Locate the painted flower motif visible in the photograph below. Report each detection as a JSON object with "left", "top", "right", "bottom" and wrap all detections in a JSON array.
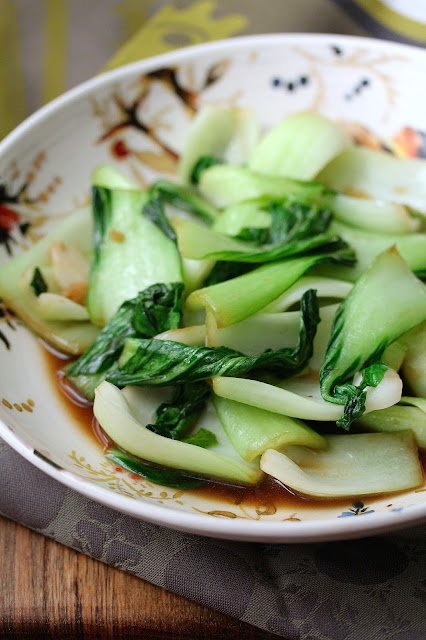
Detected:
[
  {"left": 338, "top": 501, "right": 375, "bottom": 517},
  {"left": 0, "top": 181, "right": 26, "bottom": 254}
]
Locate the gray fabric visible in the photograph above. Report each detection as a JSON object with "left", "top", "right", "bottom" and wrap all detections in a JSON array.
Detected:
[{"left": 1, "top": 440, "right": 425, "bottom": 639}]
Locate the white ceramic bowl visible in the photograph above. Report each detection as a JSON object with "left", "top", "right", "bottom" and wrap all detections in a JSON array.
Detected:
[{"left": 0, "top": 34, "right": 425, "bottom": 543}]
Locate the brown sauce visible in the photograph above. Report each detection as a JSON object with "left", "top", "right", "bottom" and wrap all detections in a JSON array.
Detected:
[{"left": 42, "top": 345, "right": 426, "bottom": 511}]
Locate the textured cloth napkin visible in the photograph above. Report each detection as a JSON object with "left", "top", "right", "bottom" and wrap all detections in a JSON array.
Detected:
[
  {"left": 1, "top": 2, "right": 426, "bottom": 638},
  {"left": 1, "top": 442, "right": 425, "bottom": 639}
]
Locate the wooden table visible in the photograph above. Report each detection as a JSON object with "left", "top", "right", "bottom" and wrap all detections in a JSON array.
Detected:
[{"left": 0, "top": 515, "right": 280, "bottom": 639}]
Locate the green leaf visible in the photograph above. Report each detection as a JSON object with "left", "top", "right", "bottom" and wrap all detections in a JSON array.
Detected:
[
  {"left": 67, "top": 296, "right": 138, "bottom": 377},
  {"left": 335, "top": 362, "right": 387, "bottom": 431},
  {"left": 237, "top": 200, "right": 332, "bottom": 247},
  {"left": 175, "top": 211, "right": 351, "bottom": 265},
  {"left": 320, "top": 247, "right": 426, "bottom": 429},
  {"left": 190, "top": 155, "right": 222, "bottom": 185},
  {"left": 106, "top": 447, "right": 205, "bottom": 489},
  {"left": 146, "top": 381, "right": 210, "bottom": 440},
  {"left": 142, "top": 196, "right": 177, "bottom": 242},
  {"left": 187, "top": 248, "right": 355, "bottom": 328},
  {"left": 30, "top": 267, "right": 48, "bottom": 296},
  {"left": 66, "top": 282, "right": 185, "bottom": 393},
  {"left": 205, "top": 261, "right": 254, "bottom": 286},
  {"left": 150, "top": 180, "right": 219, "bottom": 224},
  {"left": 132, "top": 282, "right": 184, "bottom": 336},
  {"left": 182, "top": 427, "right": 218, "bottom": 448},
  {"left": 107, "top": 289, "right": 319, "bottom": 387}
]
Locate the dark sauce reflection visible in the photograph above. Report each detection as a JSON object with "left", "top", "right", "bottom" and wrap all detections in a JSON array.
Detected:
[{"left": 42, "top": 344, "right": 425, "bottom": 512}]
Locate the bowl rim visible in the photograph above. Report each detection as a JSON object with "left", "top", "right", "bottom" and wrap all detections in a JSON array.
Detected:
[{"left": 1, "top": 32, "right": 425, "bottom": 543}]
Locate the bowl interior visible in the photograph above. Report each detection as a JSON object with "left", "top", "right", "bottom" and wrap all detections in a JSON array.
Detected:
[{"left": 0, "top": 34, "right": 425, "bottom": 542}]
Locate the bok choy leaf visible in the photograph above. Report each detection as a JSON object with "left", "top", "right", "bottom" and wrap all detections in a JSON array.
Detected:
[
  {"left": 149, "top": 180, "right": 219, "bottom": 225},
  {"left": 94, "top": 381, "right": 261, "bottom": 484},
  {"left": 106, "top": 448, "right": 206, "bottom": 489},
  {"left": 30, "top": 267, "right": 48, "bottom": 296},
  {"left": 320, "top": 247, "right": 426, "bottom": 429},
  {"left": 318, "top": 146, "right": 426, "bottom": 213},
  {"left": 87, "top": 187, "right": 182, "bottom": 326},
  {"left": 178, "top": 105, "right": 260, "bottom": 183},
  {"left": 173, "top": 200, "right": 344, "bottom": 264},
  {"left": 248, "top": 112, "right": 351, "bottom": 180},
  {"left": 260, "top": 431, "right": 423, "bottom": 497},
  {"left": 146, "top": 381, "right": 211, "bottom": 440},
  {"left": 213, "top": 394, "right": 326, "bottom": 461},
  {"left": 186, "top": 248, "right": 355, "bottom": 327},
  {"left": 66, "top": 282, "right": 184, "bottom": 398},
  {"left": 107, "top": 290, "right": 319, "bottom": 387}
]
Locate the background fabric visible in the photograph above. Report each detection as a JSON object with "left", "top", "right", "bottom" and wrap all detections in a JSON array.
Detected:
[
  {"left": 1, "top": 442, "right": 425, "bottom": 640},
  {"left": 1, "top": 2, "right": 426, "bottom": 638}
]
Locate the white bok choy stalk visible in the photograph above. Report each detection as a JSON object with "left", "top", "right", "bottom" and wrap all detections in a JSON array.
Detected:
[
  {"left": 260, "top": 431, "right": 423, "bottom": 498},
  {"left": 199, "top": 165, "right": 421, "bottom": 236},
  {"left": 179, "top": 105, "right": 260, "bottom": 183},
  {"left": 320, "top": 247, "right": 426, "bottom": 429},
  {"left": 212, "top": 367, "right": 402, "bottom": 423},
  {"left": 260, "top": 277, "right": 352, "bottom": 313},
  {"left": 330, "top": 193, "right": 420, "bottom": 234},
  {"left": 205, "top": 304, "right": 338, "bottom": 370},
  {"left": 355, "top": 396, "right": 426, "bottom": 449},
  {"left": 249, "top": 112, "right": 351, "bottom": 180},
  {"left": 401, "top": 321, "right": 426, "bottom": 398},
  {"left": 318, "top": 146, "right": 426, "bottom": 213},
  {"left": 213, "top": 394, "right": 326, "bottom": 462},
  {"left": 186, "top": 249, "right": 353, "bottom": 327},
  {"left": 0, "top": 207, "right": 100, "bottom": 354},
  {"left": 93, "top": 382, "right": 262, "bottom": 485},
  {"left": 320, "top": 220, "right": 426, "bottom": 281}
]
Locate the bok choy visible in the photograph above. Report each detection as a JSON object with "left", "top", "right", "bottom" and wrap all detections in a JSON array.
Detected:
[
  {"left": 320, "top": 247, "right": 426, "bottom": 429},
  {"left": 4, "top": 107, "right": 426, "bottom": 502}
]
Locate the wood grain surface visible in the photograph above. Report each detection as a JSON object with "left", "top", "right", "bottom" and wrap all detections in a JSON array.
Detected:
[{"left": 0, "top": 515, "right": 280, "bottom": 640}]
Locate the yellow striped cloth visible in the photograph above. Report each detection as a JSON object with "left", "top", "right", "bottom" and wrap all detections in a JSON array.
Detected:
[{"left": 1, "top": 0, "right": 425, "bottom": 140}]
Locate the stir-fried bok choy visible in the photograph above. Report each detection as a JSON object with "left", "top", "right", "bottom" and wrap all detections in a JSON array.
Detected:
[{"left": 1, "top": 108, "right": 425, "bottom": 499}]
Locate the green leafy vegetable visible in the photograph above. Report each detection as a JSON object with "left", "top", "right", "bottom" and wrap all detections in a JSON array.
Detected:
[
  {"left": 30, "top": 267, "right": 48, "bottom": 296},
  {"left": 88, "top": 186, "right": 182, "bottom": 326},
  {"left": 201, "top": 200, "right": 337, "bottom": 285},
  {"left": 238, "top": 200, "right": 332, "bottom": 246},
  {"left": 107, "top": 289, "right": 319, "bottom": 387},
  {"left": 142, "top": 195, "right": 177, "bottom": 242},
  {"left": 205, "top": 261, "right": 254, "bottom": 286},
  {"left": 320, "top": 247, "right": 426, "bottom": 429},
  {"left": 66, "top": 283, "right": 185, "bottom": 398},
  {"left": 248, "top": 111, "right": 351, "bottom": 180},
  {"left": 182, "top": 427, "right": 218, "bottom": 448},
  {"left": 150, "top": 179, "right": 219, "bottom": 224},
  {"left": 95, "top": 381, "right": 262, "bottom": 484},
  {"left": 106, "top": 447, "right": 205, "bottom": 489},
  {"left": 190, "top": 155, "right": 222, "bottom": 185},
  {"left": 147, "top": 381, "right": 211, "bottom": 440},
  {"left": 175, "top": 211, "right": 346, "bottom": 265},
  {"left": 318, "top": 146, "right": 426, "bottom": 213},
  {"left": 187, "top": 248, "right": 355, "bottom": 328},
  {"left": 320, "top": 220, "right": 426, "bottom": 281},
  {"left": 213, "top": 394, "right": 326, "bottom": 461},
  {"left": 198, "top": 165, "right": 331, "bottom": 209},
  {"left": 401, "top": 321, "right": 426, "bottom": 397},
  {"left": 132, "top": 282, "right": 184, "bottom": 336},
  {"left": 260, "top": 431, "right": 423, "bottom": 497}
]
